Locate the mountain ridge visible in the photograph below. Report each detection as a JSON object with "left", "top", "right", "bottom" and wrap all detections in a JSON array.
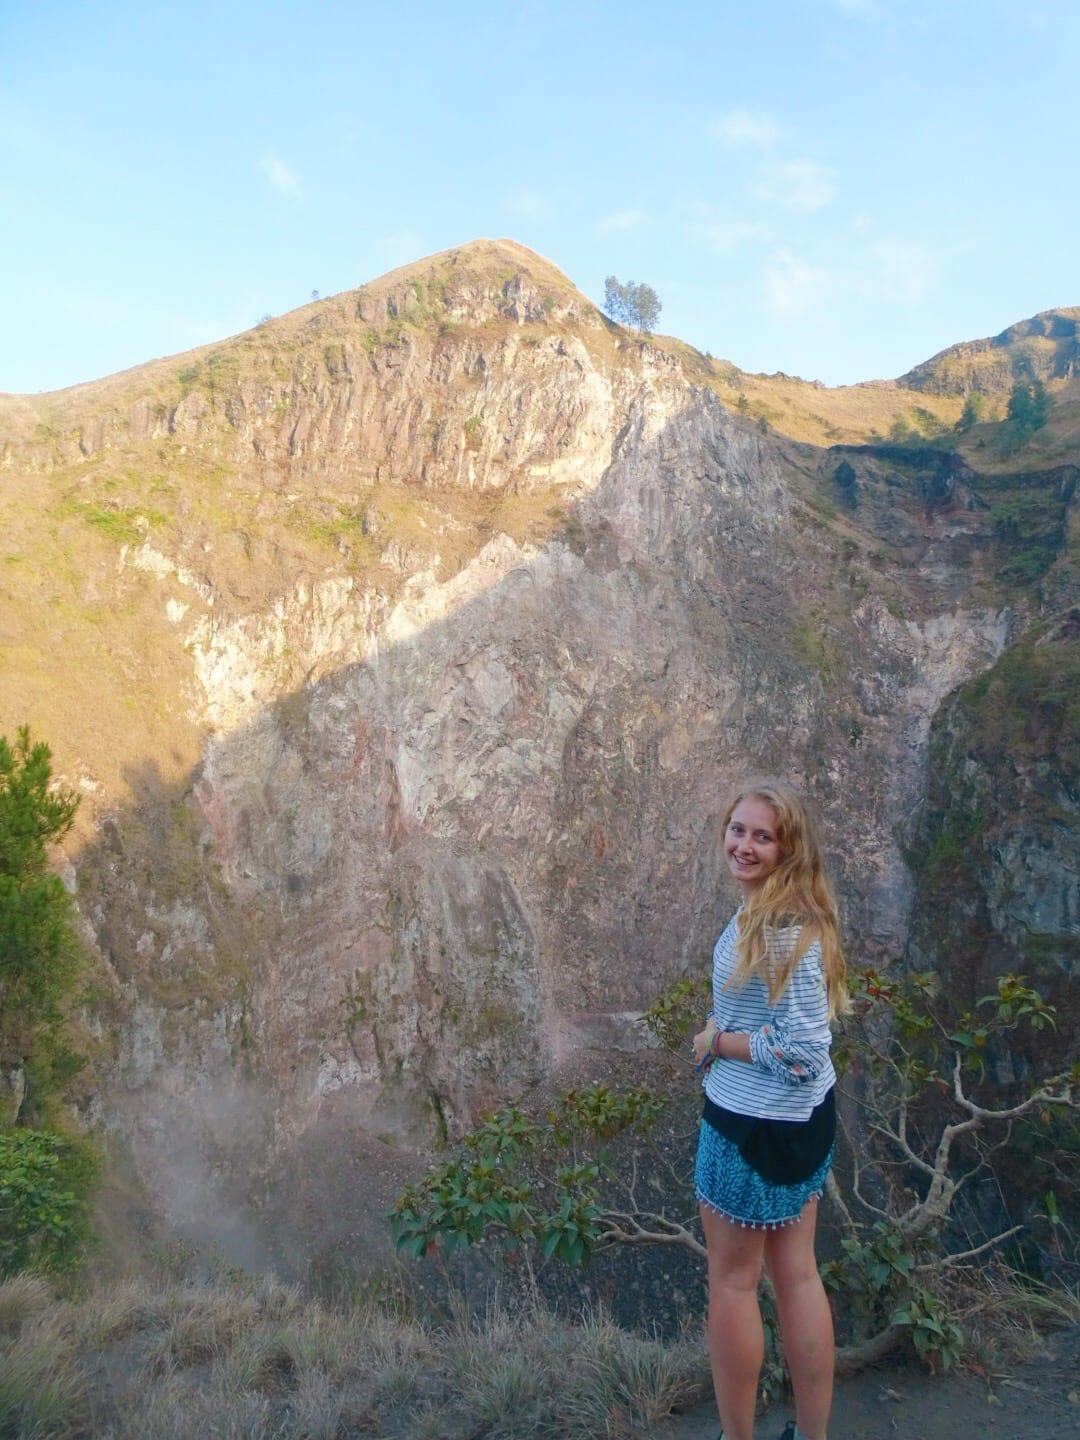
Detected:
[
  {"left": 4, "top": 239, "right": 1077, "bottom": 452},
  {"left": 900, "top": 306, "right": 1080, "bottom": 395}
]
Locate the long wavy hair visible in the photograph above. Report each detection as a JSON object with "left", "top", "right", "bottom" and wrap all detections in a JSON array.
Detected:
[{"left": 722, "top": 780, "right": 849, "bottom": 1019}]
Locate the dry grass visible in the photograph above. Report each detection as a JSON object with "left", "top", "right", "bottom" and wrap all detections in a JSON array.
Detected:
[
  {"left": 436, "top": 1291, "right": 706, "bottom": 1440},
  {"left": 0, "top": 1269, "right": 709, "bottom": 1439},
  {"left": 2, "top": 1247, "right": 1074, "bottom": 1437},
  {"left": 0, "top": 1306, "right": 83, "bottom": 1439},
  {"left": 949, "top": 1260, "right": 1080, "bottom": 1372},
  {"left": 67, "top": 1279, "right": 159, "bottom": 1348},
  {"left": 0, "top": 1274, "right": 52, "bottom": 1333}
]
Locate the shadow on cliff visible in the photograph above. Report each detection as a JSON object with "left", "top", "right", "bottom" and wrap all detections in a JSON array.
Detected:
[{"left": 66, "top": 384, "right": 1041, "bottom": 1281}]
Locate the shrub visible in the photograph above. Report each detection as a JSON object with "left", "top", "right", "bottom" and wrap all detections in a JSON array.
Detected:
[
  {"left": 392, "top": 964, "right": 1079, "bottom": 1377},
  {"left": 0, "top": 1129, "right": 98, "bottom": 1277},
  {"left": 0, "top": 727, "right": 80, "bottom": 1054}
]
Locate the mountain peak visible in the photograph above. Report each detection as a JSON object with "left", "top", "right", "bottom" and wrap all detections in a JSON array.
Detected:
[
  {"left": 338, "top": 237, "right": 598, "bottom": 336},
  {"left": 900, "top": 305, "right": 1080, "bottom": 396}
]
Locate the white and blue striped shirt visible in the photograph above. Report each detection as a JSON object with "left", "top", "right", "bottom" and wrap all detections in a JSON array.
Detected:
[{"left": 702, "top": 911, "right": 835, "bottom": 1121}]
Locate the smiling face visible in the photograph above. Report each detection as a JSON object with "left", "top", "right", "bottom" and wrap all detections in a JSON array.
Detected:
[{"left": 724, "top": 796, "right": 783, "bottom": 897}]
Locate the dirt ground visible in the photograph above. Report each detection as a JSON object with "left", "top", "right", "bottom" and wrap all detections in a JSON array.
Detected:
[{"left": 668, "top": 1322, "right": 1080, "bottom": 1440}]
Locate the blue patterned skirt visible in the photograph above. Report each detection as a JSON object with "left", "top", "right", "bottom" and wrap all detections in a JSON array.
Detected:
[{"left": 695, "top": 1120, "right": 833, "bottom": 1229}]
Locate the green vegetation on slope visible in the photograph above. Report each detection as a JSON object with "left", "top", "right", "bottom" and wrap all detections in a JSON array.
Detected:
[{"left": 0, "top": 728, "right": 98, "bottom": 1278}]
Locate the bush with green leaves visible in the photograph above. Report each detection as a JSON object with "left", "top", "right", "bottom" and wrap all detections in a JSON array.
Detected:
[
  {"left": 0, "top": 726, "right": 97, "bottom": 1277},
  {"left": 0, "top": 1129, "right": 97, "bottom": 1277},
  {"left": 391, "top": 1084, "right": 679, "bottom": 1269},
  {"left": 819, "top": 966, "right": 1074, "bottom": 1369},
  {"left": 0, "top": 726, "right": 81, "bottom": 1086},
  {"left": 392, "top": 962, "right": 1078, "bottom": 1377}
]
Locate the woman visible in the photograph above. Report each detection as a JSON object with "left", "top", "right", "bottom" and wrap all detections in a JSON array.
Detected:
[{"left": 692, "top": 781, "right": 848, "bottom": 1440}]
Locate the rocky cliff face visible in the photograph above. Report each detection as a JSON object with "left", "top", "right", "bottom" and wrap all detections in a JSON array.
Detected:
[
  {"left": 1, "top": 241, "right": 1075, "bottom": 1269},
  {"left": 907, "top": 618, "right": 1079, "bottom": 1028}
]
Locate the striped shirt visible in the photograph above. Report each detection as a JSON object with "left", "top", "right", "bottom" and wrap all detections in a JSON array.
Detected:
[{"left": 702, "top": 910, "right": 835, "bottom": 1121}]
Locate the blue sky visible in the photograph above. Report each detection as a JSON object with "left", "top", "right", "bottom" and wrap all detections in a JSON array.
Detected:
[{"left": 2, "top": 0, "right": 1077, "bottom": 393}]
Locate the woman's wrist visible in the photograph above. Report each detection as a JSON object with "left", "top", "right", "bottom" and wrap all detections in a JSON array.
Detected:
[{"left": 711, "top": 1029, "right": 753, "bottom": 1062}]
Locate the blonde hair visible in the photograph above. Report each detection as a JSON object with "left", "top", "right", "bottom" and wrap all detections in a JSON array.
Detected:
[{"left": 722, "top": 780, "right": 849, "bottom": 1019}]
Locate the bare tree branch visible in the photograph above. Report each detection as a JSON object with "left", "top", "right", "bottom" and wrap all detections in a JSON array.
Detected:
[
  {"left": 824, "top": 1172, "right": 855, "bottom": 1232},
  {"left": 923, "top": 1225, "right": 1025, "bottom": 1271},
  {"left": 835, "top": 1323, "right": 905, "bottom": 1376},
  {"left": 597, "top": 1209, "right": 707, "bottom": 1260}
]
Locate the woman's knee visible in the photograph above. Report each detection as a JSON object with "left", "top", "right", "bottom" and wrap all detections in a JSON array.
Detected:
[
  {"left": 764, "top": 1211, "right": 821, "bottom": 1293},
  {"left": 707, "top": 1245, "right": 765, "bottom": 1292},
  {"left": 767, "top": 1238, "right": 818, "bottom": 1288}
]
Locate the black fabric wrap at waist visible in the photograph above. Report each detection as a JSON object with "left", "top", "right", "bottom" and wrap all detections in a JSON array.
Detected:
[{"left": 701, "top": 1086, "right": 835, "bottom": 1185}]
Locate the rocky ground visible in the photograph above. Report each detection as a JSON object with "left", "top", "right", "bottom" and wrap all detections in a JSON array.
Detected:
[{"left": 671, "top": 1322, "right": 1080, "bottom": 1440}]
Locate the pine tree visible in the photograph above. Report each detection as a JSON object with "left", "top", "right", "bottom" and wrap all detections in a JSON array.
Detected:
[
  {"left": 0, "top": 729, "right": 96, "bottom": 1277},
  {"left": 0, "top": 727, "right": 79, "bottom": 1072},
  {"left": 1006, "top": 378, "right": 1050, "bottom": 441},
  {"left": 955, "top": 393, "right": 984, "bottom": 432}
]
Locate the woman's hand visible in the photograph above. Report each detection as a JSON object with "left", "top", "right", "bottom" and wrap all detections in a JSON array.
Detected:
[{"left": 692, "top": 1018, "right": 718, "bottom": 1067}]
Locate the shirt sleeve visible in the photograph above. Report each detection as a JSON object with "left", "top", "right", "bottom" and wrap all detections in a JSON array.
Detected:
[
  {"left": 746, "top": 934, "right": 832, "bottom": 1086},
  {"left": 748, "top": 1022, "right": 829, "bottom": 1084}
]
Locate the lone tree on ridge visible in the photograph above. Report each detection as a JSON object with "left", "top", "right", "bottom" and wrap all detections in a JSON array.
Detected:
[{"left": 603, "top": 276, "right": 662, "bottom": 334}]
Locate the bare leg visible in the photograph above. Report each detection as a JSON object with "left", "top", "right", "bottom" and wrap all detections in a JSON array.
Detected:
[
  {"left": 765, "top": 1198, "right": 833, "bottom": 1440},
  {"left": 700, "top": 1203, "right": 767, "bottom": 1440}
]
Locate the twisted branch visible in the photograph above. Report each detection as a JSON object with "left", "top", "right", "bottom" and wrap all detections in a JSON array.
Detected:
[{"left": 597, "top": 1209, "right": 707, "bottom": 1260}]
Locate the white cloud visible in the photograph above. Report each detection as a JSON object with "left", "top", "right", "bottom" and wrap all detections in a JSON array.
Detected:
[
  {"left": 709, "top": 107, "right": 782, "bottom": 149},
  {"left": 689, "top": 217, "right": 771, "bottom": 255},
  {"left": 260, "top": 153, "right": 300, "bottom": 199},
  {"left": 759, "top": 234, "right": 934, "bottom": 326},
  {"left": 597, "top": 208, "right": 648, "bottom": 233},
  {"left": 765, "top": 251, "right": 829, "bottom": 317},
  {"left": 752, "top": 160, "right": 837, "bottom": 211},
  {"left": 506, "top": 188, "right": 552, "bottom": 223}
]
